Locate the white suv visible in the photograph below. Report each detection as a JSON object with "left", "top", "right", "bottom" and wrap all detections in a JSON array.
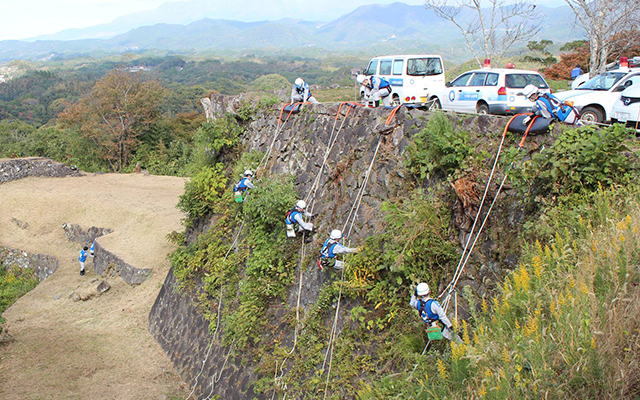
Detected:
[
  {"left": 555, "top": 67, "right": 640, "bottom": 124},
  {"left": 429, "top": 68, "right": 551, "bottom": 115},
  {"left": 611, "top": 85, "right": 640, "bottom": 129}
]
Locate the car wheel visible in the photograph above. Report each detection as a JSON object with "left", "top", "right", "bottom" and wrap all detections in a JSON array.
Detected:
[
  {"left": 428, "top": 97, "right": 441, "bottom": 111},
  {"left": 477, "top": 103, "right": 489, "bottom": 115},
  {"left": 580, "top": 106, "right": 604, "bottom": 124}
]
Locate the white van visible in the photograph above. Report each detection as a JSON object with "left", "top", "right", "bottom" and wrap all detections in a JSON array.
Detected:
[{"left": 358, "top": 54, "right": 445, "bottom": 105}]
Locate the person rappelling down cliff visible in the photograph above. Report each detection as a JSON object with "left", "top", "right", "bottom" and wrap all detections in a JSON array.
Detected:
[{"left": 410, "top": 282, "right": 461, "bottom": 342}]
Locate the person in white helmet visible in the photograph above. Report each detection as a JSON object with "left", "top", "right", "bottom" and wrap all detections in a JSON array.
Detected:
[
  {"left": 410, "top": 282, "right": 458, "bottom": 341},
  {"left": 285, "top": 199, "right": 314, "bottom": 238},
  {"left": 291, "top": 78, "right": 320, "bottom": 104},
  {"left": 318, "top": 229, "right": 361, "bottom": 270},
  {"left": 522, "top": 84, "right": 580, "bottom": 125},
  {"left": 359, "top": 75, "right": 392, "bottom": 108},
  {"left": 233, "top": 169, "right": 254, "bottom": 202}
]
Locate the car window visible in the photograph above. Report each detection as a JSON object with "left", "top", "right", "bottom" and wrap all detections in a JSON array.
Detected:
[
  {"left": 364, "top": 60, "right": 378, "bottom": 75},
  {"left": 469, "top": 72, "right": 487, "bottom": 86},
  {"left": 450, "top": 73, "right": 472, "bottom": 87},
  {"left": 407, "top": 57, "right": 443, "bottom": 76},
  {"left": 579, "top": 72, "right": 627, "bottom": 91},
  {"left": 617, "top": 74, "right": 640, "bottom": 89},
  {"left": 486, "top": 73, "right": 499, "bottom": 86},
  {"left": 505, "top": 74, "right": 549, "bottom": 89},
  {"left": 380, "top": 60, "right": 392, "bottom": 75},
  {"left": 393, "top": 59, "right": 404, "bottom": 75}
]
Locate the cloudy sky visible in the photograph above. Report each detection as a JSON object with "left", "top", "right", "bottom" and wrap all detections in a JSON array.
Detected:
[{"left": 0, "top": 0, "right": 563, "bottom": 42}]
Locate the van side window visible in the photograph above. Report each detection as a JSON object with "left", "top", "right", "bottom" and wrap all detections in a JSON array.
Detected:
[
  {"left": 364, "top": 60, "right": 378, "bottom": 75},
  {"left": 451, "top": 73, "right": 472, "bottom": 87},
  {"left": 408, "top": 58, "right": 443, "bottom": 76},
  {"left": 393, "top": 59, "right": 404, "bottom": 75},
  {"left": 380, "top": 60, "right": 393, "bottom": 75},
  {"left": 485, "top": 73, "right": 499, "bottom": 86},
  {"left": 469, "top": 72, "right": 487, "bottom": 86}
]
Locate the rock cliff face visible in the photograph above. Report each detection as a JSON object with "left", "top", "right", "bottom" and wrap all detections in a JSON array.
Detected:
[
  {"left": 148, "top": 103, "right": 528, "bottom": 398},
  {"left": 0, "top": 246, "right": 59, "bottom": 282}
]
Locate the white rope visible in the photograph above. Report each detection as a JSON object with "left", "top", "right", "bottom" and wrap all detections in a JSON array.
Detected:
[
  {"left": 256, "top": 107, "right": 296, "bottom": 174},
  {"left": 185, "top": 221, "right": 245, "bottom": 400},
  {"left": 322, "top": 132, "right": 385, "bottom": 399},
  {"left": 439, "top": 133, "right": 507, "bottom": 299}
]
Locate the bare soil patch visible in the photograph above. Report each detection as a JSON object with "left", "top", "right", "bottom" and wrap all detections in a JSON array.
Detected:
[{"left": 0, "top": 173, "right": 189, "bottom": 400}]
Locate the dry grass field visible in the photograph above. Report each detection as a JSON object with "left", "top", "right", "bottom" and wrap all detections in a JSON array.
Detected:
[{"left": 0, "top": 172, "right": 190, "bottom": 400}]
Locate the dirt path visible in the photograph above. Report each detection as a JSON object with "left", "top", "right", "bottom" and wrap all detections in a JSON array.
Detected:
[{"left": 0, "top": 173, "right": 190, "bottom": 400}]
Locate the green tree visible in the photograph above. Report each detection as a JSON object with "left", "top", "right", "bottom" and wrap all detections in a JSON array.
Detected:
[{"left": 58, "top": 69, "right": 166, "bottom": 171}]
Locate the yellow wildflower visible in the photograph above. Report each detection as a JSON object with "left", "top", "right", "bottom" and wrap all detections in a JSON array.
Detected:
[
  {"left": 462, "top": 320, "right": 471, "bottom": 345},
  {"left": 579, "top": 282, "right": 589, "bottom": 295},
  {"left": 482, "top": 297, "right": 489, "bottom": 314},
  {"left": 591, "top": 337, "right": 596, "bottom": 349},
  {"left": 502, "top": 348, "right": 510, "bottom": 364},
  {"left": 451, "top": 341, "right": 466, "bottom": 360},
  {"left": 437, "top": 358, "right": 448, "bottom": 380},
  {"left": 478, "top": 383, "right": 487, "bottom": 397},
  {"left": 524, "top": 315, "right": 539, "bottom": 338}
]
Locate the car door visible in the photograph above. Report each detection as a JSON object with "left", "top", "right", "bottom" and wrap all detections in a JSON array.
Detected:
[
  {"left": 443, "top": 72, "right": 473, "bottom": 111},
  {"left": 464, "top": 72, "right": 488, "bottom": 111}
]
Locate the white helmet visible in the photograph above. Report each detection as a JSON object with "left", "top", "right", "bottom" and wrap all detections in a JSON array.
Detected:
[
  {"left": 296, "top": 200, "right": 307, "bottom": 209},
  {"left": 295, "top": 78, "right": 304, "bottom": 87},
  {"left": 522, "top": 84, "right": 539, "bottom": 99},
  {"left": 416, "top": 282, "right": 430, "bottom": 296},
  {"left": 244, "top": 169, "right": 253, "bottom": 177},
  {"left": 356, "top": 75, "right": 366, "bottom": 84},
  {"left": 330, "top": 229, "right": 342, "bottom": 240}
]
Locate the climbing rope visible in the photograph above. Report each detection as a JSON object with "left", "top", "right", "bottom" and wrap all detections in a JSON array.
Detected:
[
  {"left": 184, "top": 221, "right": 246, "bottom": 400},
  {"left": 272, "top": 102, "right": 366, "bottom": 400},
  {"left": 321, "top": 108, "right": 398, "bottom": 399}
]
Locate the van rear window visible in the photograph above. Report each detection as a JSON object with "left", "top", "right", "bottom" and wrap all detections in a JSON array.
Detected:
[
  {"left": 407, "top": 58, "right": 443, "bottom": 76},
  {"left": 505, "top": 74, "right": 549, "bottom": 89}
]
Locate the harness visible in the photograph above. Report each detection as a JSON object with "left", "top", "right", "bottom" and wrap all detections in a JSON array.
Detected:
[
  {"left": 285, "top": 207, "right": 301, "bottom": 225},
  {"left": 417, "top": 298, "right": 439, "bottom": 324},
  {"left": 234, "top": 177, "right": 250, "bottom": 193},
  {"left": 318, "top": 239, "right": 339, "bottom": 269}
]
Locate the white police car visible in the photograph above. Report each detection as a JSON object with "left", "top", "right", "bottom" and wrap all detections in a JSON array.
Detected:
[
  {"left": 611, "top": 84, "right": 640, "bottom": 129},
  {"left": 429, "top": 66, "right": 551, "bottom": 115},
  {"left": 555, "top": 66, "right": 640, "bottom": 124}
]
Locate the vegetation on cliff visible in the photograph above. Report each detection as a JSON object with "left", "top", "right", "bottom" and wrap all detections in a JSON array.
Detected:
[{"left": 166, "top": 100, "right": 639, "bottom": 399}]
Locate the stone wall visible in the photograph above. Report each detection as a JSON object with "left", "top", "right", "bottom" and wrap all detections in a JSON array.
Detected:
[
  {"left": 0, "top": 157, "right": 81, "bottom": 184},
  {"left": 61, "top": 223, "right": 150, "bottom": 286},
  {"left": 92, "top": 242, "right": 152, "bottom": 286},
  {"left": 0, "top": 246, "right": 59, "bottom": 282},
  {"left": 149, "top": 269, "right": 256, "bottom": 399},
  {"left": 149, "top": 103, "right": 517, "bottom": 398}
]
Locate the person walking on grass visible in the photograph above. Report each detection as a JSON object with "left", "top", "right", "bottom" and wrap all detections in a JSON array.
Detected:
[{"left": 79, "top": 246, "right": 92, "bottom": 276}]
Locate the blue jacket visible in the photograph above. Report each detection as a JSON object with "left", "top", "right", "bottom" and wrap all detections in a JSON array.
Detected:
[
  {"left": 90, "top": 240, "right": 95, "bottom": 253},
  {"left": 79, "top": 249, "right": 88, "bottom": 262},
  {"left": 415, "top": 298, "right": 439, "bottom": 323},
  {"left": 234, "top": 177, "right": 251, "bottom": 192},
  {"left": 371, "top": 76, "right": 391, "bottom": 90},
  {"left": 285, "top": 208, "right": 301, "bottom": 226},
  {"left": 320, "top": 238, "right": 339, "bottom": 259}
]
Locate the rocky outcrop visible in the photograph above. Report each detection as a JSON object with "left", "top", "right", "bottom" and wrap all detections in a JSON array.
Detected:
[
  {"left": 0, "top": 157, "right": 81, "bottom": 184},
  {"left": 0, "top": 246, "right": 59, "bottom": 282}
]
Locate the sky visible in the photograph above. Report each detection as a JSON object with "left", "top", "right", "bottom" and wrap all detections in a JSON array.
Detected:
[{"left": 0, "top": 0, "right": 563, "bottom": 42}]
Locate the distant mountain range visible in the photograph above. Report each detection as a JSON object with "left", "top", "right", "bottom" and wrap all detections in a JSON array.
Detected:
[{"left": 0, "top": 2, "right": 584, "bottom": 62}]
